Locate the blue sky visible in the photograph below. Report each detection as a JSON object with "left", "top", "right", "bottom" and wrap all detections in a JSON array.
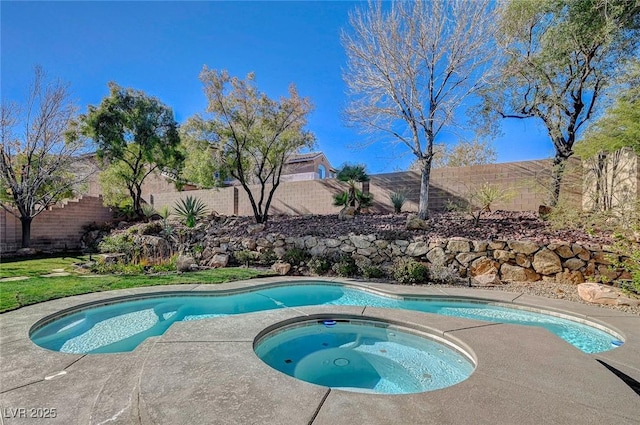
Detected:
[{"left": 1, "top": 1, "right": 556, "bottom": 173}]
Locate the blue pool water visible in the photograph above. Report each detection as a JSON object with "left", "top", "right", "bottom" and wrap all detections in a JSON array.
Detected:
[
  {"left": 30, "top": 283, "right": 621, "bottom": 354},
  {"left": 255, "top": 318, "right": 475, "bottom": 394}
]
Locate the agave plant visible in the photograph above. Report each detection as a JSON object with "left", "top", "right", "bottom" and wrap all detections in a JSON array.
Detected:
[
  {"left": 389, "top": 191, "right": 407, "bottom": 213},
  {"left": 173, "top": 196, "right": 209, "bottom": 228}
]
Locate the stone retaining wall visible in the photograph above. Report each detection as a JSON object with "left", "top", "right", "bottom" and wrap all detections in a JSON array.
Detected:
[{"left": 196, "top": 227, "right": 622, "bottom": 283}]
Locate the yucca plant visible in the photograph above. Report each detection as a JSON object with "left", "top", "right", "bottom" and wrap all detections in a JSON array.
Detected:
[
  {"left": 389, "top": 191, "right": 407, "bottom": 213},
  {"left": 173, "top": 196, "right": 209, "bottom": 228}
]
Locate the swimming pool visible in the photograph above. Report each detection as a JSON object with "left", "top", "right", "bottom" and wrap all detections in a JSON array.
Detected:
[{"left": 30, "top": 282, "right": 623, "bottom": 354}]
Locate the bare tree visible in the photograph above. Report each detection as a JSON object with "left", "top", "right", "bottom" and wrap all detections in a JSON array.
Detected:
[
  {"left": 0, "top": 67, "right": 90, "bottom": 248},
  {"left": 342, "top": 0, "right": 497, "bottom": 219}
]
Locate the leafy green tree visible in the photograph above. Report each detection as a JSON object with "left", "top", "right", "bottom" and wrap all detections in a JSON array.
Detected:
[
  {"left": 179, "top": 116, "right": 226, "bottom": 188},
  {"left": 81, "top": 83, "right": 183, "bottom": 217},
  {"left": 342, "top": 0, "right": 498, "bottom": 219},
  {"left": 577, "top": 61, "right": 640, "bottom": 158},
  {"left": 484, "top": 0, "right": 640, "bottom": 206},
  {"left": 198, "top": 69, "right": 315, "bottom": 223},
  {"left": 333, "top": 164, "right": 373, "bottom": 212},
  {"left": 0, "top": 67, "right": 91, "bottom": 248}
]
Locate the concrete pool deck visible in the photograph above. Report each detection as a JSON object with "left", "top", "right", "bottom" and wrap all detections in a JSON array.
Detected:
[{"left": 1, "top": 276, "right": 639, "bottom": 424}]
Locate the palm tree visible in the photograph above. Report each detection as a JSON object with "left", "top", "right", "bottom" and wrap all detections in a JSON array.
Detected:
[{"left": 333, "top": 164, "right": 373, "bottom": 212}]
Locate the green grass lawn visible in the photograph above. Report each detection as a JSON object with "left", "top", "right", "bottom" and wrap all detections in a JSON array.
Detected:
[{"left": 0, "top": 255, "right": 271, "bottom": 313}]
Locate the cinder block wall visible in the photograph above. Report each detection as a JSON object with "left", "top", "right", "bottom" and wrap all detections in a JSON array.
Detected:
[
  {"left": 149, "top": 159, "right": 585, "bottom": 219},
  {"left": 1, "top": 196, "right": 114, "bottom": 252}
]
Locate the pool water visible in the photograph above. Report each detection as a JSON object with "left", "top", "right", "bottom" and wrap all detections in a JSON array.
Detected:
[
  {"left": 30, "top": 283, "right": 621, "bottom": 354},
  {"left": 254, "top": 318, "right": 474, "bottom": 394}
]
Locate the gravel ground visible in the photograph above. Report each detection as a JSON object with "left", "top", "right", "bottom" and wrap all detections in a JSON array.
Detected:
[{"left": 214, "top": 210, "right": 614, "bottom": 246}]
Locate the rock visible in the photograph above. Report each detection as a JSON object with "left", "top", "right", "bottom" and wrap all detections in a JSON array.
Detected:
[
  {"left": 325, "top": 238, "right": 341, "bottom": 248},
  {"left": 406, "top": 215, "right": 429, "bottom": 230},
  {"left": 515, "top": 253, "right": 531, "bottom": 268},
  {"left": 563, "top": 258, "right": 585, "bottom": 271},
  {"left": 271, "top": 261, "right": 291, "bottom": 276},
  {"left": 472, "top": 241, "right": 489, "bottom": 252},
  {"left": 99, "top": 253, "right": 127, "bottom": 264},
  {"left": 473, "top": 274, "right": 502, "bottom": 286},
  {"left": 508, "top": 240, "right": 540, "bottom": 255},
  {"left": 304, "top": 236, "right": 318, "bottom": 248},
  {"left": 274, "top": 247, "right": 287, "bottom": 259},
  {"left": 426, "top": 247, "right": 447, "bottom": 266},
  {"left": 256, "top": 237, "right": 272, "bottom": 248},
  {"left": 555, "top": 269, "right": 585, "bottom": 285},
  {"left": 598, "top": 264, "right": 620, "bottom": 281},
  {"left": 16, "top": 247, "right": 37, "bottom": 256},
  {"left": 493, "top": 250, "right": 512, "bottom": 262},
  {"left": 532, "top": 249, "right": 562, "bottom": 275},
  {"left": 247, "top": 224, "right": 266, "bottom": 235},
  {"left": 470, "top": 257, "right": 499, "bottom": 276},
  {"left": 340, "top": 244, "right": 356, "bottom": 253},
  {"left": 209, "top": 254, "right": 229, "bottom": 268},
  {"left": 338, "top": 206, "right": 357, "bottom": 220},
  {"left": 538, "top": 205, "right": 552, "bottom": 216},
  {"left": 488, "top": 241, "right": 506, "bottom": 250},
  {"left": 455, "top": 252, "right": 484, "bottom": 266},
  {"left": 349, "top": 235, "right": 371, "bottom": 249},
  {"left": 500, "top": 264, "right": 540, "bottom": 282},
  {"left": 577, "top": 282, "right": 640, "bottom": 306},
  {"left": 309, "top": 244, "right": 326, "bottom": 257},
  {"left": 553, "top": 244, "right": 574, "bottom": 259},
  {"left": 571, "top": 243, "right": 590, "bottom": 260},
  {"left": 406, "top": 241, "right": 429, "bottom": 257},
  {"left": 374, "top": 240, "right": 389, "bottom": 249},
  {"left": 447, "top": 238, "right": 471, "bottom": 253},
  {"left": 241, "top": 238, "right": 257, "bottom": 250},
  {"left": 177, "top": 254, "right": 197, "bottom": 272},
  {"left": 353, "top": 254, "right": 372, "bottom": 270},
  {"left": 592, "top": 251, "right": 612, "bottom": 265},
  {"left": 135, "top": 235, "right": 172, "bottom": 259}
]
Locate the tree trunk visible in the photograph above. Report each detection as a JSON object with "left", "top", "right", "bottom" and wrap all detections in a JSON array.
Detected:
[
  {"left": 20, "top": 216, "right": 33, "bottom": 248},
  {"left": 550, "top": 155, "right": 567, "bottom": 207},
  {"left": 418, "top": 161, "right": 431, "bottom": 219}
]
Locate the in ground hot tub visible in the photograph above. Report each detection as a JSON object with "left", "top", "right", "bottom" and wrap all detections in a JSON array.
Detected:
[{"left": 254, "top": 316, "right": 475, "bottom": 394}]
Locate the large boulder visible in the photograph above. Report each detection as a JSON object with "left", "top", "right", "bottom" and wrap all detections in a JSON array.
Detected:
[
  {"left": 507, "top": 240, "right": 540, "bottom": 255},
  {"left": 271, "top": 261, "right": 291, "bottom": 276},
  {"left": 446, "top": 238, "right": 471, "bottom": 253},
  {"left": 406, "top": 215, "right": 429, "bottom": 230},
  {"left": 472, "top": 274, "right": 501, "bottom": 286},
  {"left": 426, "top": 247, "right": 447, "bottom": 266},
  {"left": 532, "top": 249, "right": 562, "bottom": 275},
  {"left": 406, "top": 241, "right": 429, "bottom": 257},
  {"left": 135, "top": 235, "right": 172, "bottom": 259},
  {"left": 577, "top": 282, "right": 640, "bottom": 306},
  {"left": 500, "top": 264, "right": 540, "bottom": 282},
  {"left": 177, "top": 254, "right": 198, "bottom": 272},
  {"left": 470, "top": 257, "right": 499, "bottom": 276},
  {"left": 209, "top": 254, "right": 229, "bottom": 268}
]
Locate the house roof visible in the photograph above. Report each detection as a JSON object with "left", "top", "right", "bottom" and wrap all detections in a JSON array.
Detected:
[{"left": 286, "top": 152, "right": 324, "bottom": 164}]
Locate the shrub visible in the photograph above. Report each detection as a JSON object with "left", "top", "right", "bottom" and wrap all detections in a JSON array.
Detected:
[
  {"left": 91, "top": 261, "right": 145, "bottom": 275},
  {"left": 308, "top": 256, "right": 332, "bottom": 275},
  {"left": 98, "top": 233, "right": 138, "bottom": 261},
  {"left": 141, "top": 204, "right": 157, "bottom": 221},
  {"left": 234, "top": 250, "right": 258, "bottom": 267},
  {"left": 332, "top": 254, "right": 359, "bottom": 277},
  {"left": 282, "top": 247, "right": 311, "bottom": 266},
  {"left": 389, "top": 191, "right": 407, "bottom": 213},
  {"left": 258, "top": 249, "right": 278, "bottom": 266},
  {"left": 429, "top": 264, "right": 461, "bottom": 284},
  {"left": 174, "top": 196, "right": 209, "bottom": 228},
  {"left": 393, "top": 258, "right": 429, "bottom": 284},
  {"left": 361, "top": 265, "right": 386, "bottom": 279}
]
